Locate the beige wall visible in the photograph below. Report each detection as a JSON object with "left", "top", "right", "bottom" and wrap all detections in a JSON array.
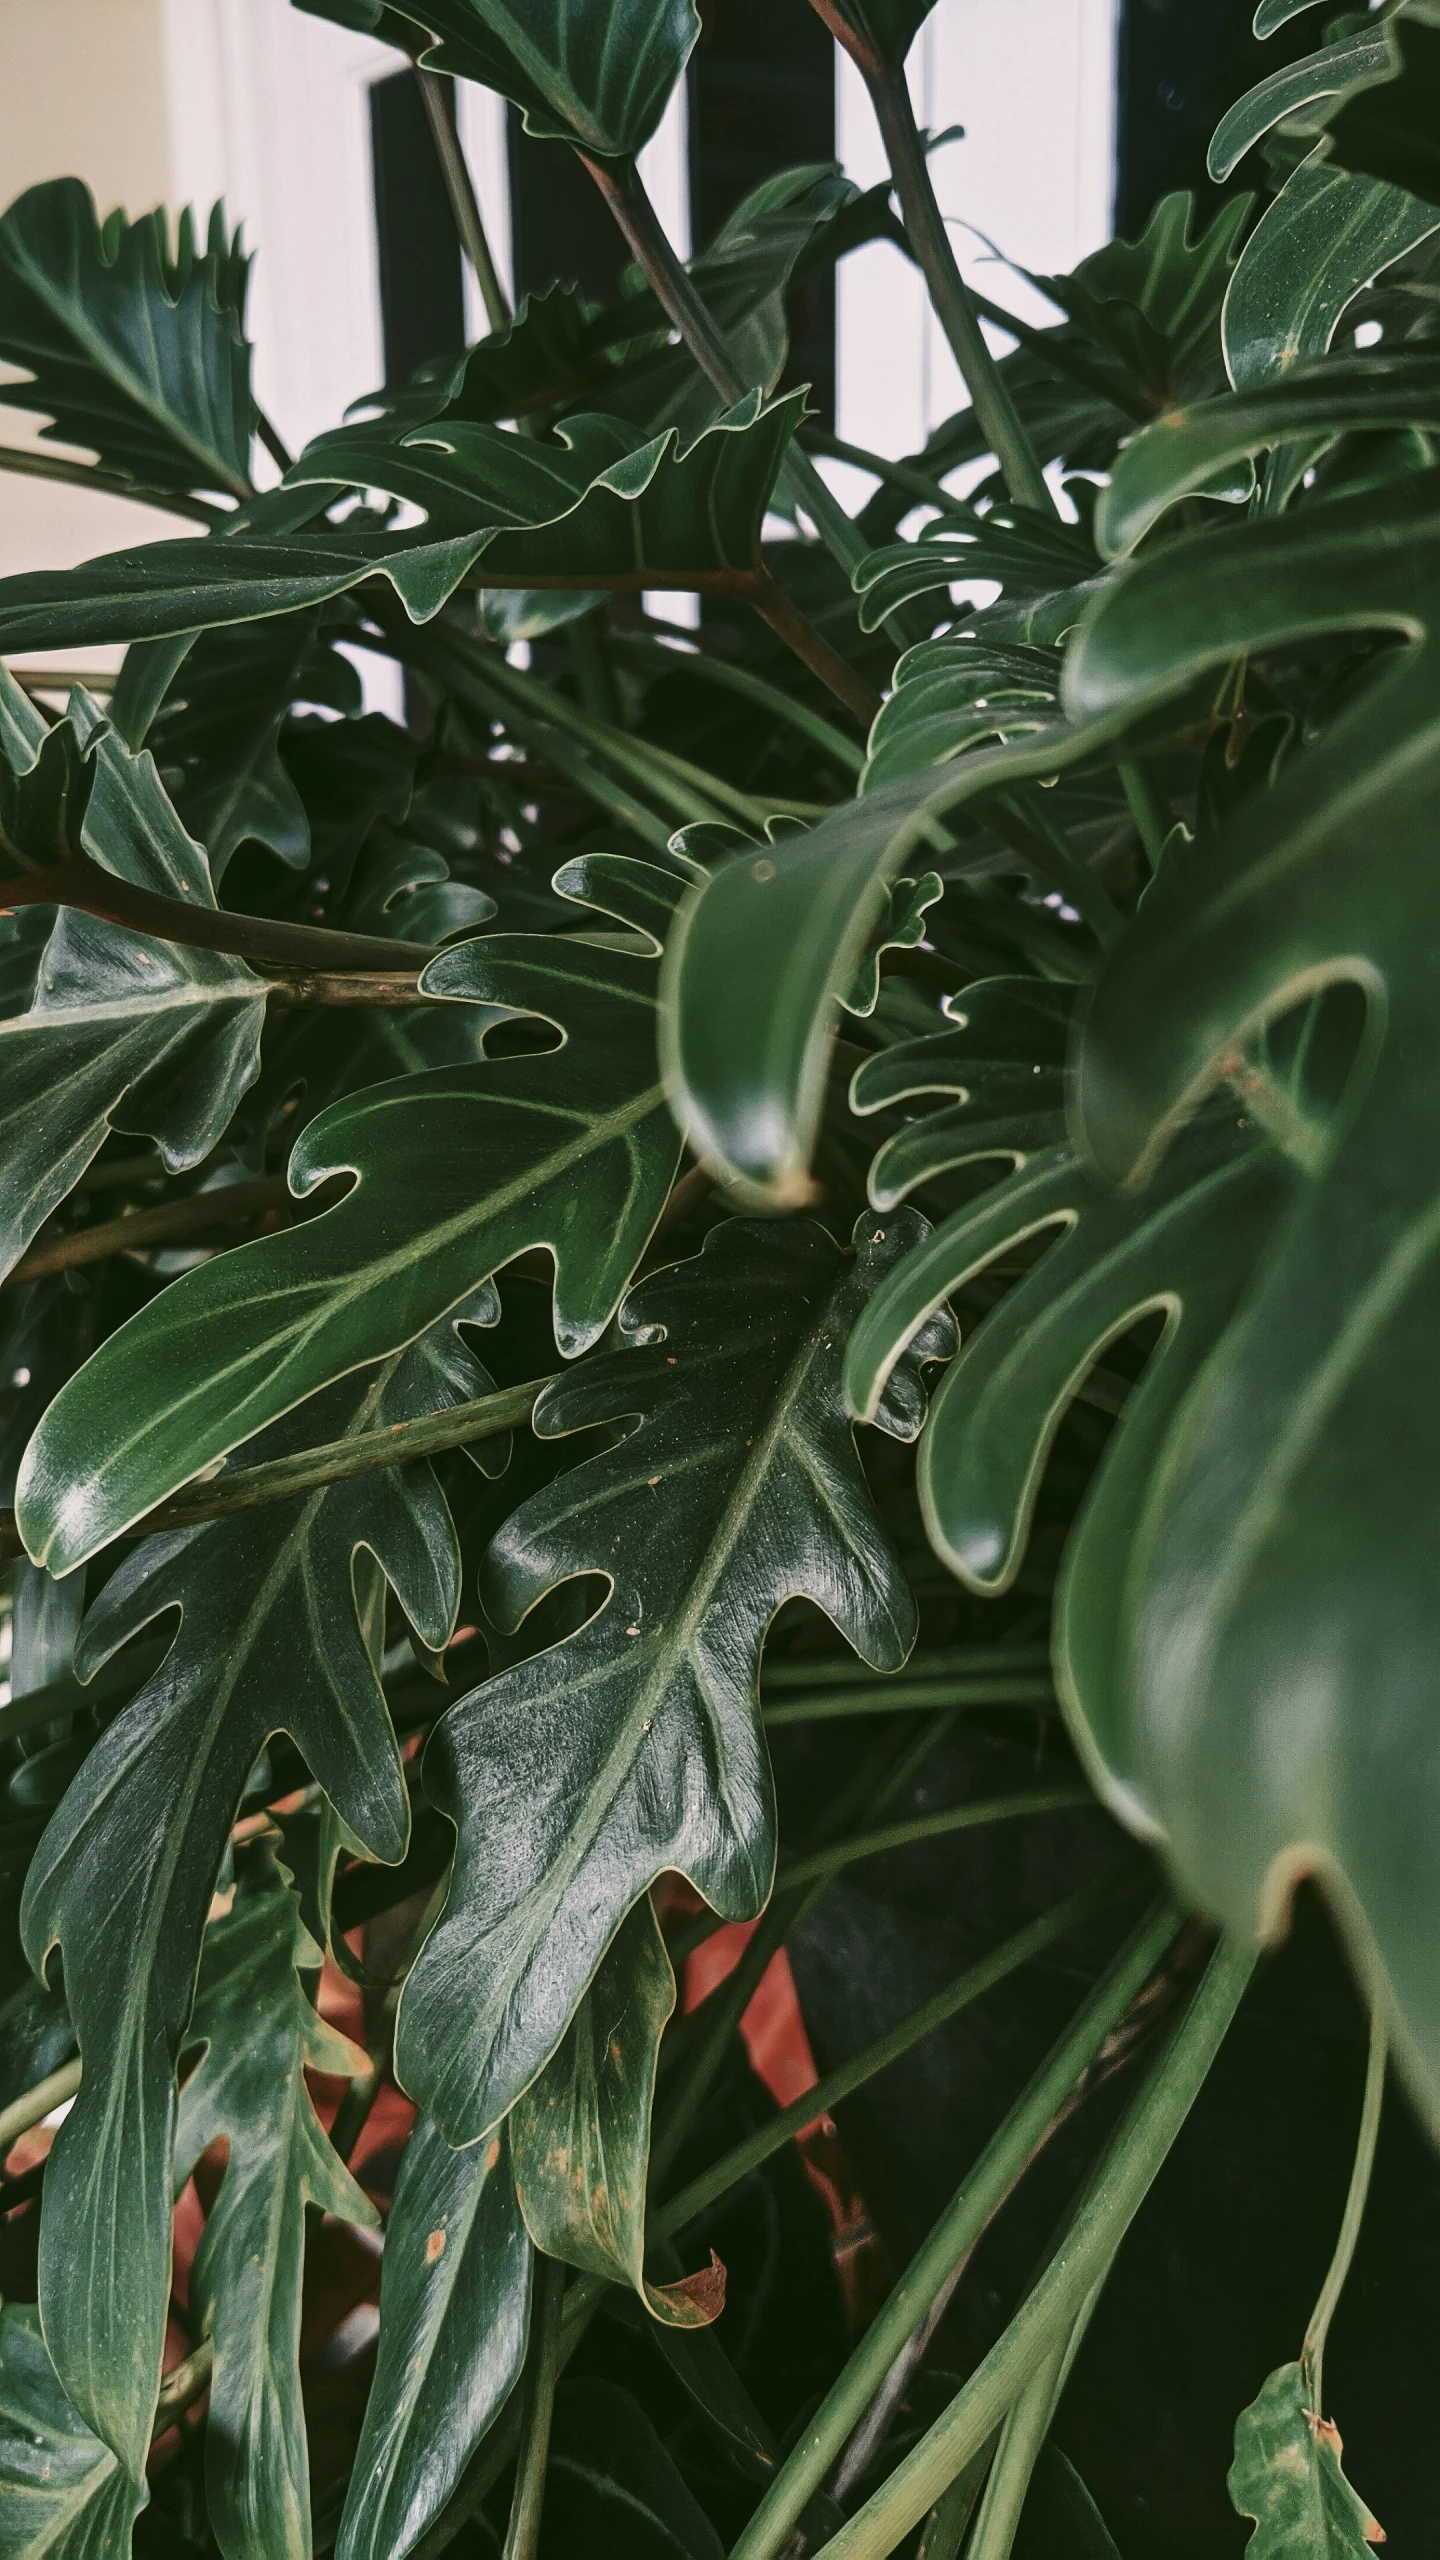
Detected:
[{"left": 0, "top": 0, "right": 197, "bottom": 671}]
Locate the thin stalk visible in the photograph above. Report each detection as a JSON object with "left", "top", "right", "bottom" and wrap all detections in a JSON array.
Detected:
[
  {"left": 254, "top": 408, "right": 294, "bottom": 476},
  {"left": 855, "top": 58, "right": 1056, "bottom": 521},
  {"left": 1119, "top": 761, "right": 1170, "bottom": 873},
  {"left": 653, "top": 1872, "right": 1130, "bottom": 2245},
  {"left": 814, "top": 1938, "right": 1256, "bottom": 2560},
  {"left": 966, "top": 2252, "right": 1111, "bottom": 2560},
  {"left": 618, "top": 628, "right": 866, "bottom": 769},
  {"left": 801, "top": 428, "right": 957, "bottom": 516},
  {"left": 1, "top": 1175, "right": 302, "bottom": 1288},
  {"left": 0, "top": 2056, "right": 81, "bottom": 2153},
  {"left": 1303, "top": 2007, "right": 1387, "bottom": 2415},
  {"left": 476, "top": 642, "right": 776, "bottom": 827},
  {"left": 416, "top": 66, "right": 513, "bottom": 332},
  {"left": 0, "top": 856, "right": 434, "bottom": 975},
  {"left": 762, "top": 1677, "right": 1055, "bottom": 1727},
  {"left": 575, "top": 152, "right": 908, "bottom": 664},
  {"left": 966, "top": 292, "right": 1148, "bottom": 422},
  {"left": 762, "top": 1644, "right": 1051, "bottom": 1689},
  {"left": 726, "top": 1902, "right": 1180, "bottom": 2560},
  {"left": 152, "top": 2339, "right": 214, "bottom": 2436},
  {"left": 501, "top": 2253, "right": 566, "bottom": 2560},
  {"left": 750, "top": 570, "right": 884, "bottom": 727},
  {"left": 774, "top": 1788, "right": 1092, "bottom": 1888},
  {"left": 916, "top": 2445, "right": 995, "bottom": 2560},
  {"left": 0, "top": 443, "right": 227, "bottom": 525}
]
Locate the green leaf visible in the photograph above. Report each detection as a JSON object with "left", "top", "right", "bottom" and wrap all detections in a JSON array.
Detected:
[
  {"left": 338, "top": 2114, "right": 532, "bottom": 2560},
  {"left": 1065, "top": 440, "right": 1440, "bottom": 2125},
  {"left": 17, "top": 855, "right": 687, "bottom": 1572},
  {"left": 1229, "top": 2363, "right": 1384, "bottom": 2554},
  {"left": 141, "top": 611, "right": 364, "bottom": 879},
  {"left": 1038, "top": 190, "right": 1253, "bottom": 401},
  {"left": 1208, "top": 20, "right": 1395, "bottom": 186},
  {"left": 0, "top": 178, "right": 253, "bottom": 499},
  {"left": 1091, "top": 348, "right": 1440, "bottom": 557},
  {"left": 1012, "top": 2444, "right": 1126, "bottom": 2560},
  {"left": 1223, "top": 150, "right": 1440, "bottom": 389},
  {"left": 546, "top": 2379, "right": 725, "bottom": 2559},
  {"left": 854, "top": 499, "right": 1100, "bottom": 636},
  {"left": 396, "top": 1211, "right": 939, "bottom": 2145},
  {"left": 370, "top": 0, "right": 699, "bottom": 160},
  {"left": 511, "top": 1893, "right": 723, "bottom": 2323},
  {"left": 660, "top": 707, "right": 1126, "bottom": 1209},
  {"left": 0, "top": 680, "right": 265, "bottom": 1281},
  {"left": 1326, "top": 13, "right": 1440, "bottom": 211},
  {"left": 861, "top": 636, "right": 1062, "bottom": 793},
  {"left": 0, "top": 391, "right": 803, "bottom": 656},
  {"left": 175, "top": 1837, "right": 378, "bottom": 2560},
  {"left": 20, "top": 1325, "right": 473, "bottom": 2474},
  {"left": 0, "top": 2302, "right": 142, "bottom": 2560},
  {"left": 839, "top": 871, "right": 942, "bottom": 1014}
]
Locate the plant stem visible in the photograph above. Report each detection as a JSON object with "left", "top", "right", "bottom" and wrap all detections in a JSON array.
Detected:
[
  {"left": 812, "top": 1937, "right": 1256, "bottom": 2560},
  {"left": 775, "top": 1787, "right": 1092, "bottom": 1887},
  {"left": 751, "top": 569, "right": 883, "bottom": 727},
  {"left": 618, "top": 628, "right": 867, "bottom": 769},
  {"left": 762, "top": 1643, "right": 1051, "bottom": 1689},
  {"left": 801, "top": 428, "right": 957, "bottom": 516},
  {"left": 0, "top": 1175, "right": 319, "bottom": 1289},
  {"left": 253, "top": 408, "right": 294, "bottom": 476},
  {"left": 575, "top": 152, "right": 906, "bottom": 664},
  {"left": 0, "top": 443, "right": 227, "bottom": 525},
  {"left": 963, "top": 2332, "right": 1070, "bottom": 2560},
  {"left": 856, "top": 56, "right": 1056, "bottom": 521},
  {"left": 763, "top": 1676, "right": 1056, "bottom": 1725},
  {"left": 151, "top": 2339, "right": 214, "bottom": 2437},
  {"left": 501, "top": 2253, "right": 566, "bottom": 2560},
  {"left": 916, "top": 2445, "right": 995, "bottom": 2560},
  {"left": 0, "top": 856, "right": 434, "bottom": 975},
  {"left": 416, "top": 67, "right": 513, "bottom": 332},
  {"left": 726, "top": 1901, "right": 1181, "bottom": 2560},
  {"left": 653, "top": 1872, "right": 1131, "bottom": 2244},
  {"left": 0, "top": 2056, "right": 81, "bottom": 2153},
  {"left": 1303, "top": 2007, "right": 1387, "bottom": 2415},
  {"left": 1119, "top": 761, "right": 1170, "bottom": 872}
]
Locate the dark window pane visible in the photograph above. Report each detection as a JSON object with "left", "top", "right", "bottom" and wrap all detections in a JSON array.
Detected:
[
  {"left": 369, "top": 68, "right": 466, "bottom": 383},
  {"left": 1117, "top": 0, "right": 1323, "bottom": 236},
  {"left": 508, "top": 109, "right": 629, "bottom": 301},
  {"left": 689, "top": 0, "right": 836, "bottom": 424}
]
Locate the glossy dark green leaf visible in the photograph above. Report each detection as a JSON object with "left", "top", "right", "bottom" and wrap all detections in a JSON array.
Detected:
[
  {"left": 0, "top": 178, "right": 253, "bottom": 499},
  {"left": 511, "top": 1893, "right": 722, "bottom": 2323},
  {"left": 660, "top": 704, "right": 1129, "bottom": 1208},
  {"left": 1208, "top": 19, "right": 1394, "bottom": 186},
  {"left": 1326, "top": 12, "right": 1440, "bottom": 211},
  {"left": 18, "top": 857, "right": 686, "bottom": 1573},
  {"left": 175, "top": 1837, "right": 377, "bottom": 2560},
  {"left": 1229, "top": 2363, "right": 1383, "bottom": 2554},
  {"left": 0, "top": 390, "right": 802, "bottom": 656},
  {"left": 141, "top": 611, "right": 363, "bottom": 879},
  {"left": 0, "top": 2303, "right": 142, "bottom": 2560},
  {"left": 1092, "top": 348, "right": 1440, "bottom": 556},
  {"left": 21, "top": 1323, "right": 473, "bottom": 2474},
  {"left": 1034, "top": 190, "right": 1252, "bottom": 406},
  {"left": 1223, "top": 149, "right": 1440, "bottom": 389},
  {"left": 839, "top": 871, "right": 942, "bottom": 1015},
  {"left": 547, "top": 2378, "right": 725, "bottom": 2560},
  {"left": 0, "top": 676, "right": 265, "bottom": 1281},
  {"left": 1012, "top": 2444, "right": 1125, "bottom": 2560},
  {"left": 368, "top": 0, "right": 699, "bottom": 160},
  {"left": 396, "top": 1211, "right": 942, "bottom": 2145},
  {"left": 1065, "top": 440, "right": 1440, "bottom": 2126},
  {"left": 861, "top": 636, "right": 1062, "bottom": 793},
  {"left": 854, "top": 499, "right": 1099, "bottom": 637},
  {"left": 338, "top": 2115, "right": 532, "bottom": 2560}
]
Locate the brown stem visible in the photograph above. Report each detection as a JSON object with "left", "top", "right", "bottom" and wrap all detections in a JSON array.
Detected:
[
  {"left": 416, "top": 66, "right": 513, "bottom": 333},
  {"left": 0, "top": 858, "right": 436, "bottom": 974},
  {"left": 1, "top": 1174, "right": 344, "bottom": 1289},
  {"left": 0, "top": 442, "right": 226, "bottom": 525},
  {"left": 750, "top": 571, "right": 882, "bottom": 727}
]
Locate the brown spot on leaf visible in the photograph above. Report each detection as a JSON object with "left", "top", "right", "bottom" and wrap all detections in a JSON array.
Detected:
[
  {"left": 425, "top": 2228, "right": 447, "bottom": 2263},
  {"left": 485, "top": 2138, "right": 502, "bottom": 2172}
]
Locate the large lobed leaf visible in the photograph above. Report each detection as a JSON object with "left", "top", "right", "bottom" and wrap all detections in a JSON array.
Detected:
[
  {"left": 1059, "top": 353, "right": 1440, "bottom": 2128},
  {"left": 0, "top": 390, "right": 802, "bottom": 657},
  {"left": 0, "top": 671, "right": 265, "bottom": 1283},
  {"left": 17, "top": 855, "right": 689, "bottom": 1573},
  {"left": 0, "top": 178, "right": 253, "bottom": 499},
  {"left": 395, "top": 1210, "right": 949, "bottom": 2144},
  {"left": 175, "top": 1838, "right": 378, "bottom": 2560},
  {"left": 1229, "top": 2363, "right": 1384, "bottom": 2555},
  {"left": 21, "top": 1317, "right": 479, "bottom": 2477}
]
